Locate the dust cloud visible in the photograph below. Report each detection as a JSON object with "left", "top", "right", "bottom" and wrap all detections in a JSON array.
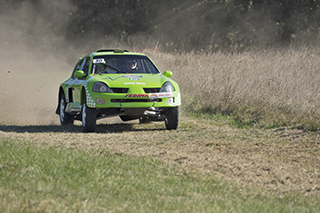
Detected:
[{"left": 0, "top": 0, "right": 78, "bottom": 125}]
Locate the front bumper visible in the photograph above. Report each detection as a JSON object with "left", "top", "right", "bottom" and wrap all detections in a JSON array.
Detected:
[{"left": 86, "top": 91, "right": 181, "bottom": 108}]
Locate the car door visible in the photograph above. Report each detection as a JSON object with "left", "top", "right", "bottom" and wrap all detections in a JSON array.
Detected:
[
  {"left": 66, "top": 59, "right": 83, "bottom": 105},
  {"left": 72, "top": 56, "right": 91, "bottom": 106}
]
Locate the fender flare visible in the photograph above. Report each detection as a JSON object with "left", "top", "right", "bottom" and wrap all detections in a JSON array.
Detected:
[{"left": 56, "top": 86, "right": 65, "bottom": 115}]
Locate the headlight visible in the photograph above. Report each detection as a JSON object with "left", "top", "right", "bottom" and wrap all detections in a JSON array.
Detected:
[
  {"left": 160, "top": 81, "right": 174, "bottom": 92},
  {"left": 92, "top": 82, "right": 113, "bottom": 93}
]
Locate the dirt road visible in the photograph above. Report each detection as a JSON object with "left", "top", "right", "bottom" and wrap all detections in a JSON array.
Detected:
[{"left": 1, "top": 116, "right": 320, "bottom": 197}]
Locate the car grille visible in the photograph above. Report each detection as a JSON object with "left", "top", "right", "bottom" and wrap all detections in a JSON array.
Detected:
[
  {"left": 111, "top": 99, "right": 162, "bottom": 103},
  {"left": 111, "top": 88, "right": 129, "bottom": 93},
  {"left": 143, "top": 88, "right": 161, "bottom": 93}
]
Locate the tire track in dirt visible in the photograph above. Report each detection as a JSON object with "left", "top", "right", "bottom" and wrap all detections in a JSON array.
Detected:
[{"left": 1, "top": 116, "right": 320, "bottom": 197}]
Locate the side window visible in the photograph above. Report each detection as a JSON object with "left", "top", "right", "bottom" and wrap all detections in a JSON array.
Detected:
[{"left": 82, "top": 57, "right": 91, "bottom": 75}]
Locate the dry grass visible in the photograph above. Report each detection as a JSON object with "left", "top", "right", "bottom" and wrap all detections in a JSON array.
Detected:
[{"left": 146, "top": 46, "right": 320, "bottom": 130}]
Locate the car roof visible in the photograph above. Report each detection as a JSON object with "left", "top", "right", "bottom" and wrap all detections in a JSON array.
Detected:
[
  {"left": 91, "top": 49, "right": 146, "bottom": 57},
  {"left": 76, "top": 49, "right": 148, "bottom": 62}
]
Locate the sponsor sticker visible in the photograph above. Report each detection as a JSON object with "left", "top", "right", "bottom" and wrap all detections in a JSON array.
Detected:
[
  {"left": 122, "top": 75, "right": 143, "bottom": 78},
  {"left": 150, "top": 94, "right": 158, "bottom": 99},
  {"left": 149, "top": 92, "right": 173, "bottom": 99},
  {"left": 124, "top": 94, "right": 149, "bottom": 98}
]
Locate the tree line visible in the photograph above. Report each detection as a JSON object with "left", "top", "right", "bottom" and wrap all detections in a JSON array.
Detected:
[{"left": 3, "top": 0, "right": 320, "bottom": 51}]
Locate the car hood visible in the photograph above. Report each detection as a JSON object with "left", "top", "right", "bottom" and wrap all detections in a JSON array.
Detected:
[{"left": 89, "top": 74, "right": 169, "bottom": 88}]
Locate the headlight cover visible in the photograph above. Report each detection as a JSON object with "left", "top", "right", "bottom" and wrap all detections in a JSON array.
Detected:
[
  {"left": 160, "top": 81, "right": 174, "bottom": 92},
  {"left": 92, "top": 82, "right": 113, "bottom": 93}
]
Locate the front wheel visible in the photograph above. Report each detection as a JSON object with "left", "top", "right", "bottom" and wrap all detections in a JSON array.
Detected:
[
  {"left": 82, "top": 97, "right": 96, "bottom": 132},
  {"left": 165, "top": 107, "right": 179, "bottom": 130},
  {"left": 59, "top": 93, "right": 74, "bottom": 125}
]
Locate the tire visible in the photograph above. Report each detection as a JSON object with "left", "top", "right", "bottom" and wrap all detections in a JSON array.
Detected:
[
  {"left": 165, "top": 107, "right": 179, "bottom": 130},
  {"left": 59, "top": 93, "right": 74, "bottom": 125},
  {"left": 82, "top": 96, "right": 96, "bottom": 132}
]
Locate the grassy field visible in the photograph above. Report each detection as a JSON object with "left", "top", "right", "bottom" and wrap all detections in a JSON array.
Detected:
[
  {"left": 1, "top": 46, "right": 320, "bottom": 212},
  {"left": 0, "top": 135, "right": 319, "bottom": 213},
  {"left": 1, "top": 114, "right": 320, "bottom": 212}
]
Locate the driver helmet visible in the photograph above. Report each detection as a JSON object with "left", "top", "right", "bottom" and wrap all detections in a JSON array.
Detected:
[{"left": 126, "top": 60, "right": 138, "bottom": 70}]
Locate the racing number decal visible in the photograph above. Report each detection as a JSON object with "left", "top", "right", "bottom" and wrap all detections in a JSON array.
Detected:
[{"left": 93, "top": 58, "right": 106, "bottom": 64}]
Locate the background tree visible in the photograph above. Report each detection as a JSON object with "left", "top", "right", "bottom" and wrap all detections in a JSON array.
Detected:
[{"left": 2, "top": 0, "right": 320, "bottom": 51}]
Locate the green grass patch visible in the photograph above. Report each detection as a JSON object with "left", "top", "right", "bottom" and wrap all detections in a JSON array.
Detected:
[
  {"left": 0, "top": 137, "right": 319, "bottom": 212},
  {"left": 184, "top": 109, "right": 253, "bottom": 129},
  {"left": 184, "top": 99, "right": 320, "bottom": 132}
]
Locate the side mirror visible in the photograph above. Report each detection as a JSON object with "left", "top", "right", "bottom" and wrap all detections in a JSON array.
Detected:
[
  {"left": 74, "top": 70, "right": 86, "bottom": 78},
  {"left": 163, "top": 71, "right": 173, "bottom": 77}
]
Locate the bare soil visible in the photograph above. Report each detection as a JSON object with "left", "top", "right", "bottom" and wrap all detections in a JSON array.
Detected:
[{"left": 1, "top": 116, "right": 320, "bottom": 197}]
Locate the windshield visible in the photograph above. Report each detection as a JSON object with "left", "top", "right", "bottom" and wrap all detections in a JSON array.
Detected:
[{"left": 91, "top": 55, "right": 160, "bottom": 75}]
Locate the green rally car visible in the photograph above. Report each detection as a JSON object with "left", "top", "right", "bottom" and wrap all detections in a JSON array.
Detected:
[{"left": 56, "top": 49, "right": 181, "bottom": 132}]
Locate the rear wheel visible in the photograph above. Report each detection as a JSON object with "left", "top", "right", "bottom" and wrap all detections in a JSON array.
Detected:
[
  {"left": 59, "top": 93, "right": 74, "bottom": 125},
  {"left": 82, "top": 96, "right": 96, "bottom": 132},
  {"left": 165, "top": 107, "right": 179, "bottom": 130}
]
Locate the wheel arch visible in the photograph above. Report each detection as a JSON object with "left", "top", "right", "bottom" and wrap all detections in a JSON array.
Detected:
[
  {"left": 56, "top": 86, "right": 66, "bottom": 115},
  {"left": 80, "top": 86, "right": 87, "bottom": 105}
]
